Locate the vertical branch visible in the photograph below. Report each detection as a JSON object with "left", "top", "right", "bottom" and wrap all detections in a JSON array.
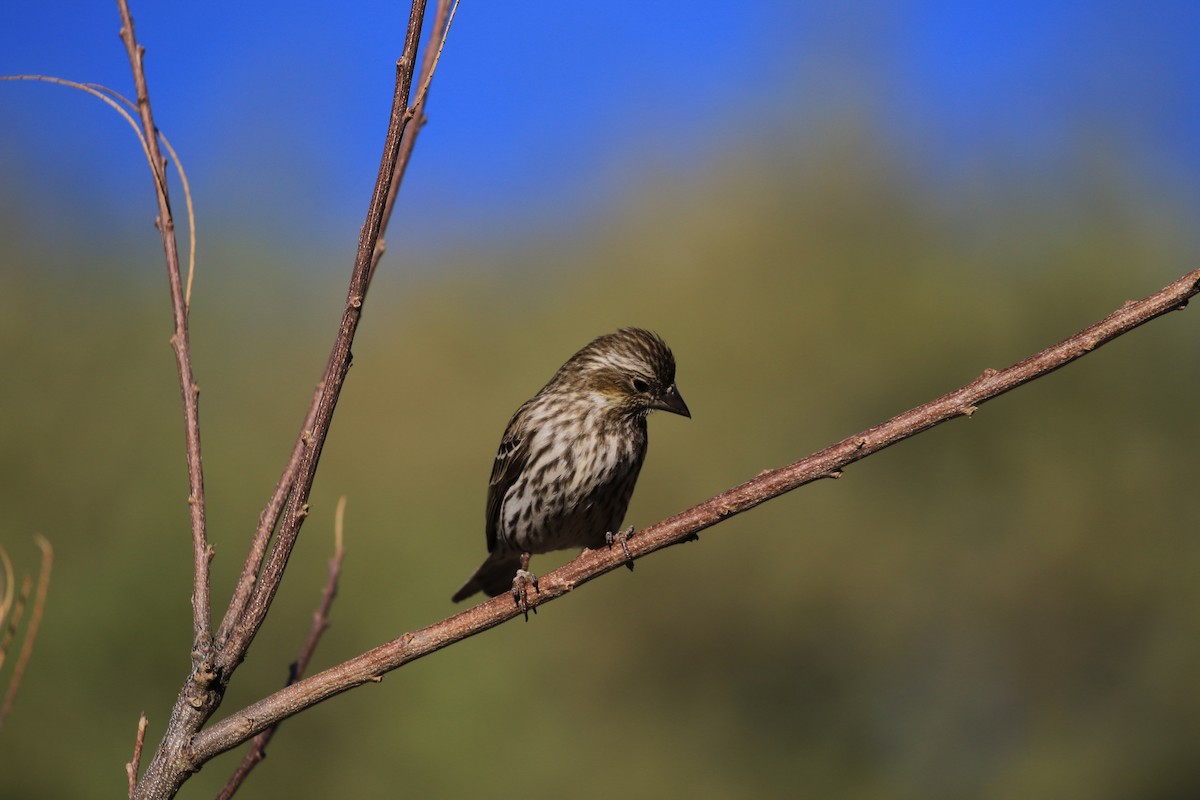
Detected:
[
  {"left": 115, "top": 0, "right": 211, "bottom": 649},
  {"left": 369, "top": 0, "right": 458, "bottom": 285},
  {"left": 217, "top": 1, "right": 456, "bottom": 645},
  {"left": 130, "top": 0, "right": 454, "bottom": 795},
  {"left": 215, "top": 0, "right": 430, "bottom": 677}
]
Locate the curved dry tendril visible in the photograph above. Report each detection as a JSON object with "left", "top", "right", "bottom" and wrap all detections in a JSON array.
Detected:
[{"left": 0, "top": 75, "right": 198, "bottom": 307}]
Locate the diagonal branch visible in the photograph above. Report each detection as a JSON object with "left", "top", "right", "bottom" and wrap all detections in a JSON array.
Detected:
[
  {"left": 213, "top": 0, "right": 430, "bottom": 680},
  {"left": 115, "top": 0, "right": 211, "bottom": 649},
  {"left": 216, "top": 0, "right": 456, "bottom": 650},
  {"left": 131, "top": 3, "right": 447, "bottom": 796},
  {"left": 369, "top": 0, "right": 458, "bottom": 286},
  {"left": 189, "top": 267, "right": 1200, "bottom": 763}
]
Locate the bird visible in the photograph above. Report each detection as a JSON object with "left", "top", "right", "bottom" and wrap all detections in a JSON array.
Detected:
[{"left": 451, "top": 327, "right": 690, "bottom": 607}]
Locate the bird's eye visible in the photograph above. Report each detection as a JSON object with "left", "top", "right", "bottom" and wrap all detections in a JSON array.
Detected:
[{"left": 632, "top": 378, "right": 650, "bottom": 393}]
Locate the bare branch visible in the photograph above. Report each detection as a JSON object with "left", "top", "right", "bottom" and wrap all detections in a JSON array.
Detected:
[
  {"left": 297, "top": 496, "right": 349, "bottom": 677},
  {"left": 83, "top": 82, "right": 200, "bottom": 310},
  {"left": 214, "top": 0, "right": 429, "bottom": 678},
  {"left": 115, "top": 0, "right": 211, "bottom": 649},
  {"left": 0, "top": 535, "right": 52, "bottom": 731},
  {"left": 126, "top": 714, "right": 149, "bottom": 798},
  {"left": 0, "top": 76, "right": 198, "bottom": 306},
  {"left": 190, "top": 267, "right": 1200, "bottom": 762},
  {"left": 0, "top": 574, "right": 29, "bottom": 672},
  {"left": 215, "top": 498, "right": 348, "bottom": 800},
  {"left": 370, "top": 0, "right": 458, "bottom": 285},
  {"left": 132, "top": 2, "right": 438, "bottom": 796},
  {"left": 0, "top": 545, "right": 13, "bottom": 632}
]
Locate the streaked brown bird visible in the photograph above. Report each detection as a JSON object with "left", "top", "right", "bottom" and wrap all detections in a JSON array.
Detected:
[{"left": 452, "top": 327, "right": 690, "bottom": 605}]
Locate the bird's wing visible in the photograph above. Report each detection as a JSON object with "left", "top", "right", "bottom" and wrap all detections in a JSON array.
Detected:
[{"left": 485, "top": 400, "right": 535, "bottom": 554}]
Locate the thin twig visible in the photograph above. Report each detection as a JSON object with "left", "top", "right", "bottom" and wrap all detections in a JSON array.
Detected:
[
  {"left": 215, "top": 498, "right": 348, "bottom": 800},
  {"left": 298, "top": 496, "right": 348, "bottom": 677},
  {"left": 115, "top": 0, "right": 211, "bottom": 650},
  {"left": 126, "top": 714, "right": 149, "bottom": 798},
  {"left": 84, "top": 83, "right": 199, "bottom": 310},
  {"left": 369, "top": 0, "right": 457, "bottom": 286},
  {"left": 0, "top": 76, "right": 199, "bottom": 312},
  {"left": 0, "top": 76, "right": 155, "bottom": 187},
  {"left": 0, "top": 535, "right": 52, "bottom": 731},
  {"left": 0, "top": 545, "right": 13, "bottom": 632},
  {"left": 0, "top": 575, "right": 30, "bottom": 672},
  {"left": 190, "top": 267, "right": 1200, "bottom": 763}
]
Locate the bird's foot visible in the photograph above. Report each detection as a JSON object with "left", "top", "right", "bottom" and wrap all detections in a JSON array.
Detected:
[
  {"left": 606, "top": 526, "right": 636, "bottom": 571},
  {"left": 511, "top": 553, "right": 539, "bottom": 621}
]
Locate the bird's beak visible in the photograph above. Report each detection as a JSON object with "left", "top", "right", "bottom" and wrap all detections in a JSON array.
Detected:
[{"left": 655, "top": 383, "right": 691, "bottom": 418}]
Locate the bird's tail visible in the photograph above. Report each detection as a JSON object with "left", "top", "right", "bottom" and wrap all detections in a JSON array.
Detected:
[{"left": 451, "top": 553, "right": 524, "bottom": 603}]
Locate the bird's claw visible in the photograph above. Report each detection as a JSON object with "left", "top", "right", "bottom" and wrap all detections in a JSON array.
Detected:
[
  {"left": 606, "top": 526, "right": 636, "bottom": 571},
  {"left": 511, "top": 569, "right": 539, "bottom": 621}
]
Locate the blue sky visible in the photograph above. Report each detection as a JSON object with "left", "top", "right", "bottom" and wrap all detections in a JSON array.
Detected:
[{"left": 2, "top": 2, "right": 1198, "bottom": 258}]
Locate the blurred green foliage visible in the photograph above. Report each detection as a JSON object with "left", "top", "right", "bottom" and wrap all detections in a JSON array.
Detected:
[{"left": 1, "top": 132, "right": 1198, "bottom": 799}]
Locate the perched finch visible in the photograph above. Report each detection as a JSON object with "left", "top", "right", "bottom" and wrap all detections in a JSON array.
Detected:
[{"left": 452, "top": 327, "right": 690, "bottom": 604}]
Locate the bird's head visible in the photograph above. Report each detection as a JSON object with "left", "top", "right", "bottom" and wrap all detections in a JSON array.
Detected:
[{"left": 554, "top": 327, "right": 690, "bottom": 420}]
